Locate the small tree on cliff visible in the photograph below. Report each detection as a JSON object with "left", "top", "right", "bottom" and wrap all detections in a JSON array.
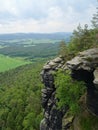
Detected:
[
  {"left": 59, "top": 40, "right": 74, "bottom": 61},
  {"left": 55, "top": 70, "right": 86, "bottom": 114},
  {"left": 59, "top": 40, "right": 69, "bottom": 61},
  {"left": 68, "top": 24, "right": 95, "bottom": 54}
]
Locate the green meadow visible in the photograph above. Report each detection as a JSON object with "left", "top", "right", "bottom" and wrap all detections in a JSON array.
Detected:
[{"left": 0, "top": 54, "right": 31, "bottom": 72}]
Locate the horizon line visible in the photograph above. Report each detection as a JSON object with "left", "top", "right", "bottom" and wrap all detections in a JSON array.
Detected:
[{"left": 0, "top": 32, "right": 72, "bottom": 35}]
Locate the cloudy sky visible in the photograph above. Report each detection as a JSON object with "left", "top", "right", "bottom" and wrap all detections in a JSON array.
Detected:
[{"left": 0, "top": 0, "right": 97, "bottom": 34}]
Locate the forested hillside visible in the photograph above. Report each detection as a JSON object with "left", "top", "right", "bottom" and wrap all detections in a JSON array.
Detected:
[
  {"left": 0, "top": 2, "right": 97, "bottom": 130},
  {"left": 0, "top": 63, "right": 44, "bottom": 130},
  {"left": 40, "top": 4, "right": 98, "bottom": 130}
]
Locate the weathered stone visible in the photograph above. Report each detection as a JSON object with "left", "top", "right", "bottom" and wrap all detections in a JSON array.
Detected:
[
  {"left": 57, "top": 64, "right": 63, "bottom": 68},
  {"left": 79, "top": 48, "right": 98, "bottom": 56},
  {"left": 53, "top": 57, "right": 62, "bottom": 63},
  {"left": 67, "top": 48, "right": 98, "bottom": 116},
  {"left": 42, "top": 89, "right": 47, "bottom": 94},
  {"left": 40, "top": 48, "right": 98, "bottom": 130},
  {"left": 67, "top": 48, "right": 98, "bottom": 71},
  {"left": 47, "top": 99, "right": 53, "bottom": 107},
  {"left": 93, "top": 68, "right": 98, "bottom": 88},
  {"left": 45, "top": 112, "right": 50, "bottom": 119},
  {"left": 48, "top": 61, "right": 58, "bottom": 68},
  {"left": 62, "top": 114, "right": 74, "bottom": 130},
  {"left": 43, "top": 65, "right": 51, "bottom": 70},
  {"left": 40, "top": 56, "right": 64, "bottom": 130},
  {"left": 40, "top": 118, "right": 48, "bottom": 130},
  {"left": 66, "top": 56, "right": 82, "bottom": 69},
  {"left": 46, "top": 87, "right": 54, "bottom": 93},
  {"left": 42, "top": 93, "right": 47, "bottom": 98}
]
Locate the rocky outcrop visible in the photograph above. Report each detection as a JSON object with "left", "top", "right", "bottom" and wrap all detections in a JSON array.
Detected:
[
  {"left": 66, "top": 48, "right": 98, "bottom": 116},
  {"left": 67, "top": 48, "right": 98, "bottom": 70},
  {"left": 40, "top": 57, "right": 65, "bottom": 130},
  {"left": 40, "top": 48, "right": 98, "bottom": 130}
]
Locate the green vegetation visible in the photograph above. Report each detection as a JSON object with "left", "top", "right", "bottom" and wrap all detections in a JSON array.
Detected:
[
  {"left": 56, "top": 4, "right": 98, "bottom": 129},
  {"left": 0, "top": 54, "right": 31, "bottom": 72},
  {"left": 59, "top": 23, "right": 98, "bottom": 61},
  {"left": 55, "top": 70, "right": 86, "bottom": 114},
  {"left": 0, "top": 63, "right": 44, "bottom": 130},
  {"left": 69, "top": 24, "right": 98, "bottom": 53},
  {"left": 59, "top": 6, "right": 98, "bottom": 60},
  {"left": 0, "top": 2, "right": 97, "bottom": 130},
  {"left": 0, "top": 39, "right": 61, "bottom": 60}
]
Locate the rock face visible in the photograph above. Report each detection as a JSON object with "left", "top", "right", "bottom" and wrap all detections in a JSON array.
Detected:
[
  {"left": 40, "top": 48, "right": 98, "bottom": 130},
  {"left": 66, "top": 48, "right": 98, "bottom": 116},
  {"left": 67, "top": 48, "right": 98, "bottom": 71},
  {"left": 40, "top": 57, "right": 65, "bottom": 130}
]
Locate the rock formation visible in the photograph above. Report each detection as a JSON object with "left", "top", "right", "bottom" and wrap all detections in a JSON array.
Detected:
[
  {"left": 40, "top": 48, "right": 98, "bottom": 130},
  {"left": 66, "top": 48, "right": 98, "bottom": 116},
  {"left": 40, "top": 57, "right": 65, "bottom": 130}
]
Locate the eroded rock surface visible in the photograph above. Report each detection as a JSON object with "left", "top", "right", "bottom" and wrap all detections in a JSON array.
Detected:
[
  {"left": 66, "top": 48, "right": 98, "bottom": 116},
  {"left": 40, "top": 57, "right": 65, "bottom": 130},
  {"left": 40, "top": 48, "right": 98, "bottom": 130}
]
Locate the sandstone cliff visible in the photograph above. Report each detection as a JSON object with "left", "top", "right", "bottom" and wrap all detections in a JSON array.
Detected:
[{"left": 40, "top": 48, "right": 98, "bottom": 130}]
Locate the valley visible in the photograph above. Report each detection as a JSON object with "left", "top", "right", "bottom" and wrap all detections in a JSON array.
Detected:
[
  {"left": 0, "top": 32, "right": 71, "bottom": 72},
  {"left": 0, "top": 33, "right": 70, "bottom": 129}
]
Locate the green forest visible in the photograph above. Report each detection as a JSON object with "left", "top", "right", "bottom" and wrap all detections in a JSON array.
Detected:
[
  {"left": 59, "top": 11, "right": 98, "bottom": 61},
  {"left": 0, "top": 63, "right": 44, "bottom": 130},
  {"left": 0, "top": 39, "right": 60, "bottom": 59}
]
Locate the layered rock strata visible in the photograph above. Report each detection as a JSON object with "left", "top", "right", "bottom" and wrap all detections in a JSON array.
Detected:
[{"left": 40, "top": 48, "right": 98, "bottom": 130}]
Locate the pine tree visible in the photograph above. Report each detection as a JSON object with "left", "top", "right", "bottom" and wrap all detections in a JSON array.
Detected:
[
  {"left": 69, "top": 24, "right": 93, "bottom": 53},
  {"left": 91, "top": 4, "right": 98, "bottom": 46},
  {"left": 91, "top": 7, "right": 98, "bottom": 29}
]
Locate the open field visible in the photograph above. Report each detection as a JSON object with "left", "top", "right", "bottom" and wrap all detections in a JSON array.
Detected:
[
  {"left": 0, "top": 39, "right": 60, "bottom": 59},
  {"left": 0, "top": 38, "right": 61, "bottom": 72},
  {"left": 0, "top": 54, "right": 31, "bottom": 72}
]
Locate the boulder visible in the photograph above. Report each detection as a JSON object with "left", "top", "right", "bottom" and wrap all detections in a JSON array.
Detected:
[
  {"left": 66, "top": 48, "right": 98, "bottom": 71},
  {"left": 62, "top": 114, "right": 74, "bottom": 130},
  {"left": 53, "top": 57, "right": 62, "bottom": 63}
]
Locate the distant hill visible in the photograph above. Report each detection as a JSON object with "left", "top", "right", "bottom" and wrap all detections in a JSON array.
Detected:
[
  {"left": 0, "top": 32, "right": 72, "bottom": 41},
  {"left": 0, "top": 32, "right": 72, "bottom": 61}
]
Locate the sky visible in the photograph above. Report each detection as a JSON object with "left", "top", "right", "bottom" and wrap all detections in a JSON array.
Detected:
[{"left": 0, "top": 0, "right": 97, "bottom": 34}]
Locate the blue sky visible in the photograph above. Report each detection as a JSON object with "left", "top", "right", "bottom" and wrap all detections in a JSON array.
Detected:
[{"left": 0, "top": 0, "right": 97, "bottom": 33}]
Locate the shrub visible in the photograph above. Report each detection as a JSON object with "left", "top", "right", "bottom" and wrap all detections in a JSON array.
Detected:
[{"left": 55, "top": 70, "right": 86, "bottom": 114}]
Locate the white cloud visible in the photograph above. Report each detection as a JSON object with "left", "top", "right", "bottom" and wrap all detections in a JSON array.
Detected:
[{"left": 0, "top": 0, "right": 97, "bottom": 33}]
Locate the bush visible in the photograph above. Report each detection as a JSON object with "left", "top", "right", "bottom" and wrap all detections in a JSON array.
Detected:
[{"left": 55, "top": 70, "right": 86, "bottom": 114}]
